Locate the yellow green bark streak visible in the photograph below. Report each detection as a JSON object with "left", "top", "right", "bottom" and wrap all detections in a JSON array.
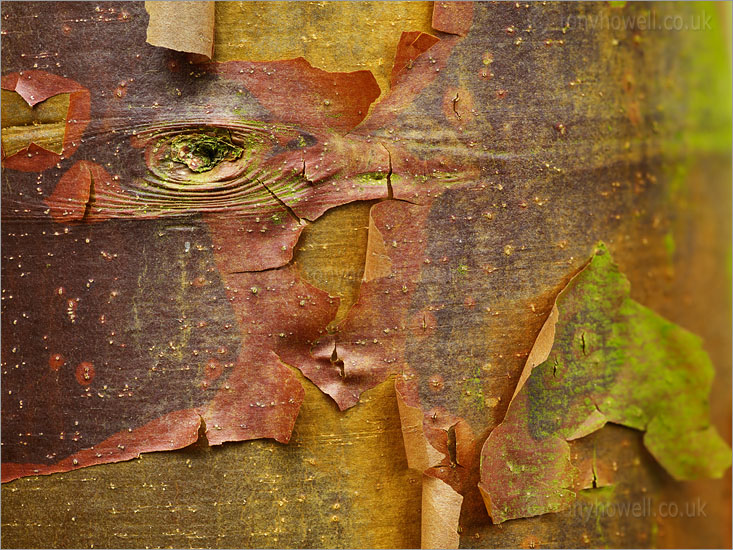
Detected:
[
  {"left": 479, "top": 243, "right": 731, "bottom": 523},
  {"left": 0, "top": 90, "right": 70, "bottom": 156}
]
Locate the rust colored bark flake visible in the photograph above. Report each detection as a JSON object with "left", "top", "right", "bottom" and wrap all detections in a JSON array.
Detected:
[
  {"left": 44, "top": 160, "right": 97, "bottom": 223},
  {"left": 1, "top": 409, "right": 202, "bottom": 482},
  {"left": 2, "top": 70, "right": 85, "bottom": 108},
  {"left": 432, "top": 1, "right": 474, "bottom": 36},
  {"left": 204, "top": 213, "right": 305, "bottom": 273},
  {"left": 208, "top": 58, "right": 381, "bottom": 134},
  {"left": 1, "top": 71, "right": 90, "bottom": 172},
  {"left": 44, "top": 160, "right": 131, "bottom": 223},
  {"left": 357, "top": 35, "right": 463, "bottom": 134},
  {"left": 197, "top": 348, "right": 304, "bottom": 446},
  {"left": 390, "top": 31, "right": 441, "bottom": 87}
]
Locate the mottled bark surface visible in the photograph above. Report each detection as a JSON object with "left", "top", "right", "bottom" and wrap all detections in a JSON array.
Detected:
[{"left": 2, "top": 2, "right": 731, "bottom": 548}]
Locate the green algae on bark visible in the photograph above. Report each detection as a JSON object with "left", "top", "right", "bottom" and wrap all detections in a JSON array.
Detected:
[{"left": 479, "top": 243, "right": 731, "bottom": 524}]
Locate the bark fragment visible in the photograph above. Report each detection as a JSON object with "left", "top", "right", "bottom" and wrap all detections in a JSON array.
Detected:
[
  {"left": 1, "top": 71, "right": 90, "bottom": 172},
  {"left": 479, "top": 243, "right": 732, "bottom": 523},
  {"left": 145, "top": 1, "right": 215, "bottom": 59}
]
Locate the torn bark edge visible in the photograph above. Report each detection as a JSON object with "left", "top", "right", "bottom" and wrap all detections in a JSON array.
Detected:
[
  {"left": 2, "top": 387, "right": 304, "bottom": 484},
  {"left": 3, "top": 348, "right": 305, "bottom": 483},
  {"left": 1, "top": 71, "right": 90, "bottom": 172},
  {"left": 511, "top": 304, "right": 558, "bottom": 400},
  {"left": 396, "top": 381, "right": 463, "bottom": 549},
  {"left": 1, "top": 409, "right": 202, "bottom": 483},
  {"left": 145, "top": 1, "right": 215, "bottom": 59},
  {"left": 356, "top": 36, "right": 460, "bottom": 135},
  {"left": 45, "top": 160, "right": 111, "bottom": 223},
  {"left": 354, "top": 1, "right": 473, "bottom": 135},
  {"left": 571, "top": 440, "right": 615, "bottom": 491},
  {"left": 509, "top": 243, "right": 605, "bottom": 402},
  {"left": 389, "top": 31, "right": 441, "bottom": 88},
  {"left": 396, "top": 382, "right": 445, "bottom": 471}
]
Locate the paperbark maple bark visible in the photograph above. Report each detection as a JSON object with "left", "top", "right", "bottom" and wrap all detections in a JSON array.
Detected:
[{"left": 1, "top": 2, "right": 731, "bottom": 548}]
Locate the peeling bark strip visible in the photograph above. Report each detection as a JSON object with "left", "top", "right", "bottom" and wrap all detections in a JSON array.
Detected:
[
  {"left": 479, "top": 244, "right": 732, "bottom": 524},
  {"left": 145, "top": 1, "right": 215, "bottom": 59},
  {"left": 396, "top": 374, "right": 476, "bottom": 549},
  {"left": 422, "top": 475, "right": 464, "bottom": 549}
]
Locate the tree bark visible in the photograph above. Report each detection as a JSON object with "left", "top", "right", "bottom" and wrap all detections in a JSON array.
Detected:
[{"left": 1, "top": 2, "right": 730, "bottom": 548}]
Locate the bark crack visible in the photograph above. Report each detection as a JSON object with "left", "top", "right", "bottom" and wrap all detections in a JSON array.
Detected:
[
  {"left": 451, "top": 93, "right": 461, "bottom": 120},
  {"left": 256, "top": 179, "right": 304, "bottom": 225},
  {"left": 81, "top": 167, "right": 96, "bottom": 222},
  {"left": 383, "top": 144, "right": 394, "bottom": 200}
]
